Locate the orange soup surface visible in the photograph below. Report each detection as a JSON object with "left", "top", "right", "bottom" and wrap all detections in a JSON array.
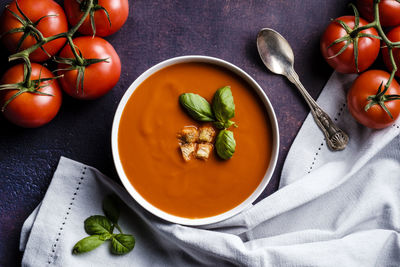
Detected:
[{"left": 118, "top": 62, "right": 272, "bottom": 218}]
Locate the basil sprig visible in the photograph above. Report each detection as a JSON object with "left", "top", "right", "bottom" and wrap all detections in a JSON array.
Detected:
[
  {"left": 179, "top": 86, "right": 237, "bottom": 130},
  {"left": 72, "top": 194, "right": 135, "bottom": 255},
  {"left": 215, "top": 130, "right": 236, "bottom": 160},
  {"left": 212, "top": 86, "right": 235, "bottom": 124},
  {"left": 213, "top": 120, "right": 236, "bottom": 130},
  {"left": 179, "top": 86, "right": 238, "bottom": 159},
  {"left": 111, "top": 234, "right": 136, "bottom": 255},
  {"left": 179, "top": 93, "right": 215, "bottom": 122},
  {"left": 72, "top": 235, "right": 107, "bottom": 254},
  {"left": 102, "top": 194, "right": 121, "bottom": 224},
  {"left": 84, "top": 215, "right": 112, "bottom": 235}
]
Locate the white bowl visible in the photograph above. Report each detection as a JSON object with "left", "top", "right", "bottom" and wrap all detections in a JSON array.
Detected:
[{"left": 111, "top": 55, "right": 279, "bottom": 225}]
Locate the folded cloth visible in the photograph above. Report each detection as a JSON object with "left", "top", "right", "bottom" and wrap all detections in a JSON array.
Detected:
[{"left": 20, "top": 72, "right": 400, "bottom": 267}]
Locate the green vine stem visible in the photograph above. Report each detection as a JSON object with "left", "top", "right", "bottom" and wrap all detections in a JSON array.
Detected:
[
  {"left": 0, "top": 67, "right": 62, "bottom": 112},
  {"left": 360, "top": 0, "right": 400, "bottom": 111},
  {"left": 8, "top": 0, "right": 94, "bottom": 68},
  {"left": 329, "top": 0, "right": 400, "bottom": 118},
  {"left": 66, "top": 36, "right": 84, "bottom": 65},
  {"left": 328, "top": 4, "right": 382, "bottom": 73},
  {"left": 0, "top": 0, "right": 103, "bottom": 111},
  {"left": 22, "top": 56, "right": 32, "bottom": 88}
]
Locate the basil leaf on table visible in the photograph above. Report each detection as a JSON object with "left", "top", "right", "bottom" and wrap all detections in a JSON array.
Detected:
[
  {"left": 102, "top": 194, "right": 121, "bottom": 224},
  {"left": 84, "top": 215, "right": 112, "bottom": 235},
  {"left": 72, "top": 235, "right": 105, "bottom": 254},
  {"left": 212, "top": 86, "right": 235, "bottom": 123},
  {"left": 179, "top": 93, "right": 215, "bottom": 122},
  {"left": 111, "top": 234, "right": 136, "bottom": 255},
  {"left": 99, "top": 232, "right": 113, "bottom": 241},
  {"left": 73, "top": 195, "right": 135, "bottom": 256},
  {"left": 215, "top": 129, "right": 236, "bottom": 160}
]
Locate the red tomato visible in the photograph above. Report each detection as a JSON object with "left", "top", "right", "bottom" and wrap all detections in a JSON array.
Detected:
[
  {"left": 320, "top": 16, "right": 380, "bottom": 74},
  {"left": 357, "top": 0, "right": 400, "bottom": 27},
  {"left": 57, "top": 36, "right": 121, "bottom": 99},
  {"left": 64, "top": 0, "right": 129, "bottom": 37},
  {"left": 0, "top": 0, "right": 68, "bottom": 62},
  {"left": 382, "top": 26, "right": 400, "bottom": 78},
  {"left": 347, "top": 70, "right": 400, "bottom": 129},
  {"left": 0, "top": 63, "right": 62, "bottom": 128}
]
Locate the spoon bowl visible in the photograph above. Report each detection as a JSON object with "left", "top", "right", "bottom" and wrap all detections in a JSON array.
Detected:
[{"left": 257, "top": 28, "right": 294, "bottom": 76}]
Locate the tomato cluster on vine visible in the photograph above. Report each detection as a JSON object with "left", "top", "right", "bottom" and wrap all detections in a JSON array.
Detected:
[
  {"left": 321, "top": 0, "right": 400, "bottom": 129},
  {"left": 0, "top": 0, "right": 128, "bottom": 128}
]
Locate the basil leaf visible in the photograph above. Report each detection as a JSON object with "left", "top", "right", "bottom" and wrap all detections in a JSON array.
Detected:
[
  {"left": 102, "top": 194, "right": 121, "bottom": 224},
  {"left": 72, "top": 235, "right": 105, "bottom": 254},
  {"left": 99, "top": 232, "right": 113, "bottom": 241},
  {"left": 212, "top": 86, "right": 235, "bottom": 123},
  {"left": 215, "top": 130, "right": 236, "bottom": 160},
  {"left": 111, "top": 234, "right": 135, "bottom": 255},
  {"left": 213, "top": 120, "right": 236, "bottom": 130},
  {"left": 179, "top": 93, "right": 214, "bottom": 122},
  {"left": 84, "top": 215, "right": 112, "bottom": 235}
]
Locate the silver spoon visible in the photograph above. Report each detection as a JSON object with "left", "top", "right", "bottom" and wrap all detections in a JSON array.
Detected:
[{"left": 256, "top": 28, "right": 348, "bottom": 151}]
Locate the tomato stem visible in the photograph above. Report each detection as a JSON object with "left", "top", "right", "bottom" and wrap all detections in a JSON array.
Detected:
[
  {"left": 3, "top": 0, "right": 94, "bottom": 74},
  {"left": 26, "top": 24, "right": 45, "bottom": 42},
  {"left": 339, "top": 0, "right": 400, "bottom": 119},
  {"left": 1, "top": 88, "right": 28, "bottom": 112},
  {"left": 350, "top": 21, "right": 376, "bottom": 34},
  {"left": 386, "top": 48, "right": 397, "bottom": 91},
  {"left": 327, "top": 4, "right": 382, "bottom": 73},
  {"left": 69, "top": 0, "right": 94, "bottom": 36},
  {"left": 368, "top": 1, "right": 398, "bottom": 93},
  {"left": 66, "top": 36, "right": 84, "bottom": 65},
  {"left": 10, "top": 0, "right": 94, "bottom": 59},
  {"left": 0, "top": 0, "right": 98, "bottom": 111},
  {"left": 23, "top": 59, "right": 32, "bottom": 88},
  {"left": 0, "top": 74, "right": 61, "bottom": 112}
]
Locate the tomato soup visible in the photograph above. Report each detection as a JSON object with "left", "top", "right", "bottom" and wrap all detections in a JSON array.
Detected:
[{"left": 118, "top": 62, "right": 272, "bottom": 218}]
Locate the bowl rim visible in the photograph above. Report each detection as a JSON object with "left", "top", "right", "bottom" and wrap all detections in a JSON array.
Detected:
[{"left": 111, "top": 55, "right": 279, "bottom": 226}]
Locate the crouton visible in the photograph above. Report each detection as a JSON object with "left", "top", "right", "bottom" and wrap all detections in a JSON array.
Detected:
[
  {"left": 198, "top": 126, "right": 216, "bottom": 143},
  {"left": 196, "top": 143, "right": 213, "bottom": 160},
  {"left": 178, "top": 126, "right": 199, "bottom": 143},
  {"left": 180, "top": 143, "right": 197, "bottom": 162}
]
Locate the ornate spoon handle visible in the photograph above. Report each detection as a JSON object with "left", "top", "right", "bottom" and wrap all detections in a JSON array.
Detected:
[{"left": 287, "top": 68, "right": 349, "bottom": 151}]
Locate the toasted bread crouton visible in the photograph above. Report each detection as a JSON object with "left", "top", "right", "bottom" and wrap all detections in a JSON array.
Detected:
[
  {"left": 179, "top": 126, "right": 199, "bottom": 143},
  {"left": 196, "top": 143, "right": 213, "bottom": 160},
  {"left": 180, "top": 143, "right": 197, "bottom": 162},
  {"left": 198, "top": 126, "right": 216, "bottom": 143}
]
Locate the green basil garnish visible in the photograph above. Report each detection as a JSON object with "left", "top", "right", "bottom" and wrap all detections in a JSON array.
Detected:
[
  {"left": 72, "top": 235, "right": 105, "bottom": 254},
  {"left": 180, "top": 86, "right": 238, "bottom": 160},
  {"left": 111, "top": 234, "right": 136, "bottom": 255},
  {"left": 179, "top": 93, "right": 214, "bottom": 122},
  {"left": 73, "top": 194, "right": 135, "bottom": 256},
  {"left": 102, "top": 194, "right": 120, "bottom": 224},
  {"left": 212, "top": 86, "right": 235, "bottom": 123},
  {"left": 215, "top": 130, "right": 236, "bottom": 160},
  {"left": 84, "top": 215, "right": 112, "bottom": 235},
  {"left": 99, "top": 232, "right": 113, "bottom": 241},
  {"left": 213, "top": 120, "right": 236, "bottom": 130}
]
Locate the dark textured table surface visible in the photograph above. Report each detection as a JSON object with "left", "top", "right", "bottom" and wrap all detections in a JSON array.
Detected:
[{"left": 0, "top": 0, "right": 349, "bottom": 266}]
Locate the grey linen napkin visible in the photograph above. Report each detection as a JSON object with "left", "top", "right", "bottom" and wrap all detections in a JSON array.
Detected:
[{"left": 20, "top": 72, "right": 400, "bottom": 266}]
